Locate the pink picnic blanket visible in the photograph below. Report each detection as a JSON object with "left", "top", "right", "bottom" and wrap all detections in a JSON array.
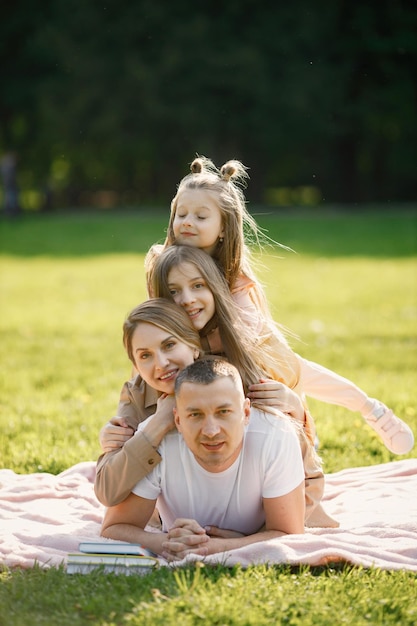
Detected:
[{"left": 1, "top": 459, "right": 416, "bottom": 571}]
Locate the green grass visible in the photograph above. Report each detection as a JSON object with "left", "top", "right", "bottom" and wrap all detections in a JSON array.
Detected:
[
  {"left": 0, "top": 207, "right": 416, "bottom": 625},
  {"left": 1, "top": 563, "right": 416, "bottom": 626}
]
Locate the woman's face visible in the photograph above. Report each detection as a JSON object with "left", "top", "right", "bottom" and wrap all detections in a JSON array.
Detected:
[
  {"left": 167, "top": 262, "right": 216, "bottom": 331},
  {"left": 172, "top": 188, "right": 224, "bottom": 255},
  {"left": 131, "top": 322, "right": 196, "bottom": 394}
]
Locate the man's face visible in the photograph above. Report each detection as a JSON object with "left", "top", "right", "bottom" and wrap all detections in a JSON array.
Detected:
[{"left": 174, "top": 376, "right": 250, "bottom": 473}]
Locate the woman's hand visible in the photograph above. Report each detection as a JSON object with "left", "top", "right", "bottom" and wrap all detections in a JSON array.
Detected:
[
  {"left": 99, "top": 417, "right": 134, "bottom": 453},
  {"left": 138, "top": 394, "right": 177, "bottom": 450},
  {"left": 247, "top": 379, "right": 305, "bottom": 424},
  {"left": 154, "top": 394, "right": 176, "bottom": 432}
]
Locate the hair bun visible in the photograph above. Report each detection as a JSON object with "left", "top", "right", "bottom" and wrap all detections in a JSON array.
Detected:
[
  {"left": 220, "top": 161, "right": 239, "bottom": 182},
  {"left": 190, "top": 158, "right": 203, "bottom": 174}
]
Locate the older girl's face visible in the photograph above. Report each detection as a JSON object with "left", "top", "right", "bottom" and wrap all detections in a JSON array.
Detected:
[
  {"left": 167, "top": 262, "right": 216, "bottom": 331},
  {"left": 172, "top": 188, "right": 224, "bottom": 255},
  {"left": 131, "top": 322, "right": 197, "bottom": 394}
]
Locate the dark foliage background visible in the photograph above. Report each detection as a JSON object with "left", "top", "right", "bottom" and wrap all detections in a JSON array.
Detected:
[{"left": 1, "top": 0, "right": 416, "bottom": 209}]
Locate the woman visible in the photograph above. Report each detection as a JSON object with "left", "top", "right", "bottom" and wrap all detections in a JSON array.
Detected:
[{"left": 95, "top": 299, "right": 202, "bottom": 507}]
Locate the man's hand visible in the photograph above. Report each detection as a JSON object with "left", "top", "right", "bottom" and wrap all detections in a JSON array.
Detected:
[
  {"left": 204, "top": 526, "right": 245, "bottom": 539},
  {"left": 99, "top": 417, "right": 134, "bottom": 453},
  {"left": 161, "top": 520, "right": 247, "bottom": 561},
  {"left": 161, "top": 518, "right": 209, "bottom": 561}
]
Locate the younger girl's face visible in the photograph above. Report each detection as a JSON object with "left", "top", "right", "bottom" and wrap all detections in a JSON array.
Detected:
[
  {"left": 131, "top": 322, "right": 196, "bottom": 394},
  {"left": 167, "top": 262, "right": 216, "bottom": 331},
  {"left": 172, "top": 188, "right": 224, "bottom": 255}
]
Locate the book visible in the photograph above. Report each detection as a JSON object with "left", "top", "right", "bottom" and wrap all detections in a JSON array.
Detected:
[
  {"left": 66, "top": 552, "right": 159, "bottom": 575},
  {"left": 78, "top": 541, "right": 156, "bottom": 558}
]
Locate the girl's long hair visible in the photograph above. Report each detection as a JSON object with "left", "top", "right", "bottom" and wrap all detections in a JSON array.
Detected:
[{"left": 150, "top": 246, "right": 299, "bottom": 393}]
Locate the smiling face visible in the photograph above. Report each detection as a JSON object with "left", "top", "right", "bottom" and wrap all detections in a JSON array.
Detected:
[
  {"left": 172, "top": 188, "right": 224, "bottom": 255},
  {"left": 174, "top": 376, "right": 250, "bottom": 472},
  {"left": 131, "top": 322, "right": 197, "bottom": 394},
  {"left": 167, "top": 262, "right": 216, "bottom": 331}
]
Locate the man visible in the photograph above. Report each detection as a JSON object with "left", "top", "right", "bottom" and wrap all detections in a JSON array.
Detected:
[{"left": 101, "top": 357, "right": 305, "bottom": 561}]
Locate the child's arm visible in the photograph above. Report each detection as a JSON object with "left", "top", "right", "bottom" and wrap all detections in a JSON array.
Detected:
[
  {"left": 296, "top": 356, "right": 414, "bottom": 455},
  {"left": 297, "top": 356, "right": 375, "bottom": 414}
]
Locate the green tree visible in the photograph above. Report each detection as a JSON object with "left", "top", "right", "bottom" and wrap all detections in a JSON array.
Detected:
[{"left": 1, "top": 0, "right": 416, "bottom": 207}]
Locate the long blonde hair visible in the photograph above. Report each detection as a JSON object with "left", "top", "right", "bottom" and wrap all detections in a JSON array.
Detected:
[{"left": 150, "top": 245, "right": 300, "bottom": 393}]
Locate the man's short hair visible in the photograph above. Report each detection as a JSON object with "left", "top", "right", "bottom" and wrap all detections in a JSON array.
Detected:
[{"left": 174, "top": 357, "right": 243, "bottom": 395}]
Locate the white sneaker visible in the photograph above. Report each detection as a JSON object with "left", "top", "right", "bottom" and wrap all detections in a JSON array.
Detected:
[{"left": 364, "top": 401, "right": 414, "bottom": 455}]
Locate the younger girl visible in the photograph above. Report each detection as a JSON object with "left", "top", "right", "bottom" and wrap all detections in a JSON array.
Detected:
[{"left": 145, "top": 156, "right": 413, "bottom": 455}]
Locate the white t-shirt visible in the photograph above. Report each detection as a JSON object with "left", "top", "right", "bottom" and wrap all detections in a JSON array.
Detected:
[{"left": 132, "top": 408, "right": 304, "bottom": 535}]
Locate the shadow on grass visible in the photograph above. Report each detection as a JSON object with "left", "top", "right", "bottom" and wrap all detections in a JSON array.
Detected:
[{"left": 0, "top": 206, "right": 416, "bottom": 258}]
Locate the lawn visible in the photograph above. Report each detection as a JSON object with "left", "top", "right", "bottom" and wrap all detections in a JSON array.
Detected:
[{"left": 0, "top": 206, "right": 416, "bottom": 625}]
